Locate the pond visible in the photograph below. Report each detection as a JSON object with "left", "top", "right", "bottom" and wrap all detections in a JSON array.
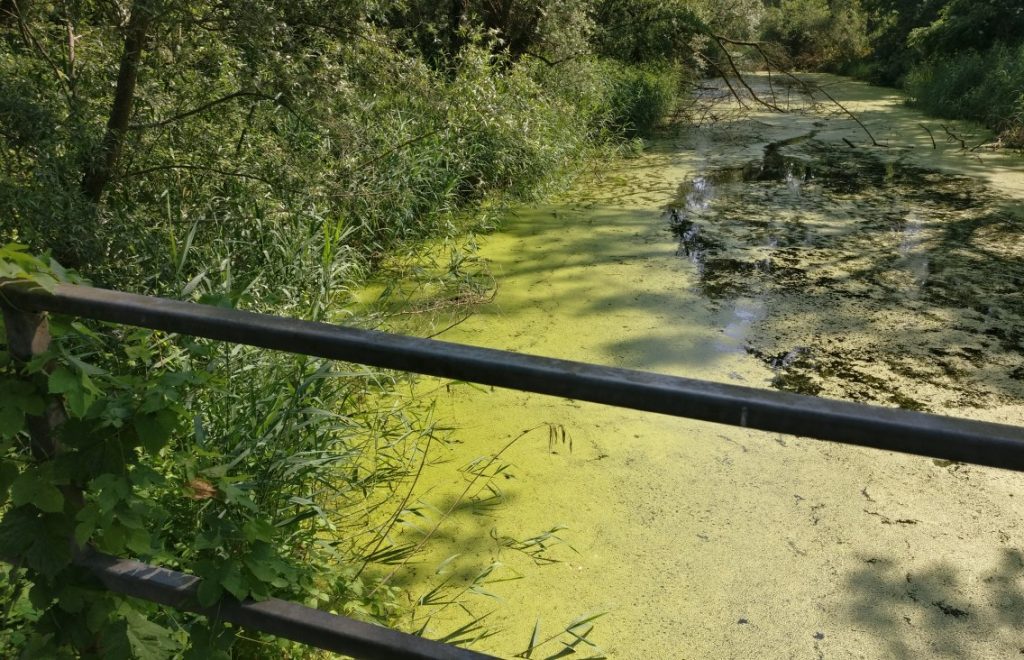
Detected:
[{"left": 372, "top": 75, "right": 1024, "bottom": 658}]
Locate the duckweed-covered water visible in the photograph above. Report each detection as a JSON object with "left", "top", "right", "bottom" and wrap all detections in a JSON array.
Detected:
[{"left": 373, "top": 76, "right": 1024, "bottom": 658}]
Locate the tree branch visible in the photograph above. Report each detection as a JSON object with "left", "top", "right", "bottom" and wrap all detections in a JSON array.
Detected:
[
  {"left": 711, "top": 36, "right": 785, "bottom": 113},
  {"left": 696, "top": 52, "right": 748, "bottom": 111},
  {"left": 521, "top": 50, "right": 579, "bottom": 67},
  {"left": 709, "top": 32, "right": 881, "bottom": 146},
  {"left": 128, "top": 90, "right": 281, "bottom": 130},
  {"left": 122, "top": 163, "right": 279, "bottom": 187}
]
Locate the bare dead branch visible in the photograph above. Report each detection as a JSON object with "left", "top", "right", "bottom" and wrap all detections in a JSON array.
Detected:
[
  {"left": 941, "top": 124, "right": 967, "bottom": 149},
  {"left": 919, "top": 123, "right": 936, "bottom": 149},
  {"left": 521, "top": 50, "right": 579, "bottom": 67},
  {"left": 696, "top": 52, "right": 749, "bottom": 111},
  {"left": 707, "top": 32, "right": 882, "bottom": 147},
  {"left": 711, "top": 36, "right": 785, "bottom": 113}
]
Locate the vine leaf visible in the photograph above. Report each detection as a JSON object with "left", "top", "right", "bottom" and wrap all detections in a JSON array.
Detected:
[
  {"left": 219, "top": 559, "right": 249, "bottom": 600},
  {"left": 124, "top": 608, "right": 181, "bottom": 660},
  {"left": 27, "top": 530, "right": 73, "bottom": 578},
  {"left": 0, "top": 378, "right": 45, "bottom": 439},
  {"left": 197, "top": 578, "right": 224, "bottom": 608},
  {"left": 133, "top": 409, "right": 177, "bottom": 454},
  {"left": 11, "top": 469, "right": 64, "bottom": 513},
  {"left": 48, "top": 365, "right": 100, "bottom": 417}
]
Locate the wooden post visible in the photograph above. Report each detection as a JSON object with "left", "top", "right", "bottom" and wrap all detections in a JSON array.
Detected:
[{"left": 1, "top": 304, "right": 67, "bottom": 466}]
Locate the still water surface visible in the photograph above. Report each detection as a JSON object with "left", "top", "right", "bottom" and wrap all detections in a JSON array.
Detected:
[{"left": 375, "top": 76, "right": 1024, "bottom": 658}]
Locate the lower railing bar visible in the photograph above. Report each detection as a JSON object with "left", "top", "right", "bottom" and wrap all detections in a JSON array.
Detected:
[
  {"left": 4, "top": 281, "right": 1024, "bottom": 471},
  {"left": 74, "top": 550, "right": 494, "bottom": 660}
]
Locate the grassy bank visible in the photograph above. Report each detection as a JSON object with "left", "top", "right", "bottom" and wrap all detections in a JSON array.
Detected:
[
  {"left": 0, "top": 4, "right": 687, "bottom": 656},
  {"left": 904, "top": 43, "right": 1024, "bottom": 147}
]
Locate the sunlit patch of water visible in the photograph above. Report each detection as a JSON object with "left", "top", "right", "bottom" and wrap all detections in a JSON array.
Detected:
[{"left": 670, "top": 138, "right": 1024, "bottom": 410}]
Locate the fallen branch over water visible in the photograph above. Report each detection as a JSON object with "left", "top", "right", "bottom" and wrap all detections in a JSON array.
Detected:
[{"left": 706, "top": 34, "right": 882, "bottom": 147}]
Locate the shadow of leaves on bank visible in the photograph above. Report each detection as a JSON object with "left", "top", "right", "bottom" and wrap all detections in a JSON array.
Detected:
[{"left": 845, "top": 548, "right": 1024, "bottom": 658}]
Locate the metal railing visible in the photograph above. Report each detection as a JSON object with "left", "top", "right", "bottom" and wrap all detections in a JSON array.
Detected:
[{"left": 3, "top": 279, "right": 1024, "bottom": 658}]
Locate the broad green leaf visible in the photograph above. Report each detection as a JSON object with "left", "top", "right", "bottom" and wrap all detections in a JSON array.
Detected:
[
  {"left": 243, "top": 555, "right": 278, "bottom": 583},
  {"left": 196, "top": 579, "right": 223, "bottom": 608},
  {"left": 219, "top": 560, "right": 248, "bottom": 600},
  {"left": 124, "top": 608, "right": 181, "bottom": 660},
  {"left": 74, "top": 504, "right": 100, "bottom": 547},
  {"left": 241, "top": 518, "right": 275, "bottom": 543},
  {"left": 193, "top": 530, "right": 222, "bottom": 551},
  {"left": 97, "top": 620, "right": 132, "bottom": 660},
  {"left": 11, "top": 470, "right": 64, "bottom": 513},
  {"left": 0, "top": 506, "right": 41, "bottom": 557},
  {"left": 48, "top": 366, "right": 94, "bottom": 417},
  {"left": 97, "top": 522, "right": 126, "bottom": 553},
  {"left": 26, "top": 532, "right": 72, "bottom": 577},
  {"left": 57, "top": 585, "right": 88, "bottom": 614},
  {"left": 133, "top": 409, "right": 177, "bottom": 454},
  {"left": 125, "top": 527, "right": 152, "bottom": 555},
  {"left": 47, "top": 366, "right": 78, "bottom": 395},
  {"left": 29, "top": 583, "right": 55, "bottom": 610},
  {"left": 0, "top": 379, "right": 44, "bottom": 439}
]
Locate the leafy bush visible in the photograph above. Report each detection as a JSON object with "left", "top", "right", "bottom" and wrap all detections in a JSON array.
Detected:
[
  {"left": 0, "top": 247, "right": 434, "bottom": 656},
  {"left": 0, "top": 2, "right": 695, "bottom": 656},
  {"left": 907, "top": 0, "right": 1024, "bottom": 58},
  {"left": 760, "top": 0, "right": 870, "bottom": 71},
  {"left": 604, "top": 63, "right": 682, "bottom": 136},
  {"left": 906, "top": 42, "right": 1024, "bottom": 142}
]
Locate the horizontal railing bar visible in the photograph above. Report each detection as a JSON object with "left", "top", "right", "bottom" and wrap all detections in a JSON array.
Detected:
[
  {"left": 74, "top": 550, "right": 493, "bottom": 660},
  {"left": 4, "top": 280, "right": 1024, "bottom": 471}
]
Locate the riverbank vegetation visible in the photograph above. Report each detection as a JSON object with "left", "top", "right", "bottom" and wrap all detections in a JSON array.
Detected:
[
  {"left": 2, "top": 1, "right": 1022, "bottom": 657},
  {"left": 760, "top": 0, "right": 1024, "bottom": 146},
  {"left": 0, "top": 1, "right": 762, "bottom": 656}
]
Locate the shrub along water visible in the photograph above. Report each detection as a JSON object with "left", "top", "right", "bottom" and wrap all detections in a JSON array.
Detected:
[
  {"left": 0, "top": 2, "right": 690, "bottom": 657},
  {"left": 760, "top": 0, "right": 1024, "bottom": 147},
  {"left": 905, "top": 43, "right": 1024, "bottom": 147}
]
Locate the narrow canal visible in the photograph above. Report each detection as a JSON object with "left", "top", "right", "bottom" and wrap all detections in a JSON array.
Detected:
[{"left": 377, "top": 75, "right": 1024, "bottom": 658}]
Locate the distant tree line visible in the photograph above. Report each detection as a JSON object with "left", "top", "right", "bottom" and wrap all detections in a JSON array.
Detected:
[{"left": 760, "top": 0, "right": 1024, "bottom": 144}]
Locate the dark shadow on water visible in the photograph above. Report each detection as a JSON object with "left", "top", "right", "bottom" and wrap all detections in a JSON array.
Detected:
[{"left": 845, "top": 548, "right": 1024, "bottom": 658}]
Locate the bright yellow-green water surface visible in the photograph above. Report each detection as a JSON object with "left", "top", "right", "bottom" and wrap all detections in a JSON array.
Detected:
[{"left": 370, "top": 76, "right": 1024, "bottom": 658}]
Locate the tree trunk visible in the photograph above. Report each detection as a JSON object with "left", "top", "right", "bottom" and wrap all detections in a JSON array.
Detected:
[
  {"left": 80, "top": 1, "right": 152, "bottom": 204},
  {"left": 446, "top": 0, "right": 466, "bottom": 61}
]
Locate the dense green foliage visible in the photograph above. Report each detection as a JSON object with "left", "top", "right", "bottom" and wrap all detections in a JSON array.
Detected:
[
  {"left": 2, "top": 0, "right": 1021, "bottom": 656},
  {"left": 905, "top": 42, "right": 1024, "bottom": 143},
  {"left": 760, "top": 0, "right": 868, "bottom": 71},
  {"left": 0, "top": 1, "right": 721, "bottom": 657},
  {"left": 758, "top": 0, "right": 1024, "bottom": 145}
]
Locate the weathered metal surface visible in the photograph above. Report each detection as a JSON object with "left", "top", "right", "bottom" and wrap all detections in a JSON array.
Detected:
[
  {"left": 76, "top": 550, "right": 494, "bottom": 660},
  {"left": 4, "top": 280, "right": 1024, "bottom": 471}
]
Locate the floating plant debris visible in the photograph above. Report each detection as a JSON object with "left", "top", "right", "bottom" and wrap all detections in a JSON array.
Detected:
[{"left": 668, "top": 138, "right": 1024, "bottom": 411}]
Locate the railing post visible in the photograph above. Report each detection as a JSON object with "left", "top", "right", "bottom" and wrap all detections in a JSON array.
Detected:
[{"left": 1, "top": 304, "right": 65, "bottom": 460}]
